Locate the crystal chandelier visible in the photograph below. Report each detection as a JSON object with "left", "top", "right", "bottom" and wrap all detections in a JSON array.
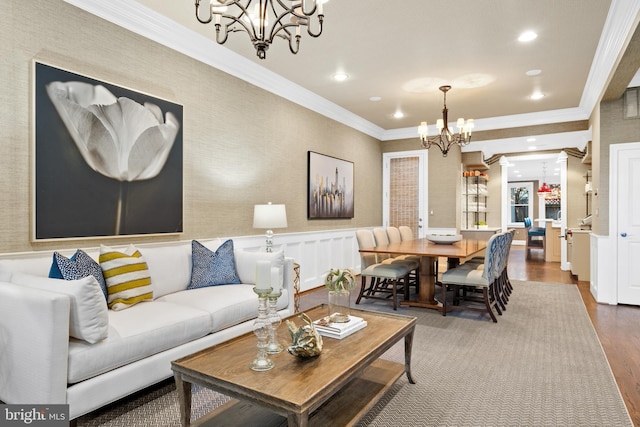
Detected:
[
  {"left": 195, "top": 0, "right": 326, "bottom": 60},
  {"left": 417, "top": 86, "right": 474, "bottom": 157}
]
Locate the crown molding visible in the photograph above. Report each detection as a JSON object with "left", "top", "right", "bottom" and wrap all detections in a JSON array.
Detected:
[
  {"left": 65, "top": 0, "right": 635, "bottom": 144},
  {"left": 380, "top": 107, "right": 588, "bottom": 141},
  {"left": 461, "top": 129, "right": 592, "bottom": 159},
  {"left": 64, "top": 0, "right": 386, "bottom": 139},
  {"left": 579, "top": 0, "right": 640, "bottom": 114}
]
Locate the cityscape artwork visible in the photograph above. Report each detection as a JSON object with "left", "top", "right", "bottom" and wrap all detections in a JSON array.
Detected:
[{"left": 307, "top": 151, "right": 354, "bottom": 219}]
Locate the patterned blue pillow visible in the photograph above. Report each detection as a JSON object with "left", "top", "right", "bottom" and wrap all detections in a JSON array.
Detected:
[
  {"left": 51, "top": 250, "right": 108, "bottom": 300},
  {"left": 188, "top": 239, "right": 242, "bottom": 289}
]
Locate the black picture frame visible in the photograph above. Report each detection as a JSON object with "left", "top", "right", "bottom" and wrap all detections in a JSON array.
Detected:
[
  {"left": 33, "top": 61, "right": 183, "bottom": 240},
  {"left": 307, "top": 151, "right": 354, "bottom": 219}
]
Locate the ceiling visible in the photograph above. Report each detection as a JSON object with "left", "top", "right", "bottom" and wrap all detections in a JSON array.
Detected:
[
  {"left": 70, "top": 0, "right": 640, "bottom": 150},
  {"left": 182, "top": 0, "right": 611, "bottom": 129}
]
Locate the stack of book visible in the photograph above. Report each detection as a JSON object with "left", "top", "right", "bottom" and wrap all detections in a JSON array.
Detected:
[{"left": 313, "top": 315, "right": 367, "bottom": 339}]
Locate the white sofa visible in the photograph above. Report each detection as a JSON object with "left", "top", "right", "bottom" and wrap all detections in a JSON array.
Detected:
[{"left": 0, "top": 238, "right": 294, "bottom": 421}]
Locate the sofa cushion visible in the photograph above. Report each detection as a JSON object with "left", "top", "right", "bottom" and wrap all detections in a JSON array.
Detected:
[
  {"left": 140, "top": 244, "right": 191, "bottom": 299},
  {"left": 50, "top": 250, "right": 108, "bottom": 300},
  {"left": 10, "top": 272, "right": 109, "bottom": 344},
  {"left": 67, "top": 301, "right": 211, "bottom": 383},
  {"left": 234, "top": 250, "right": 284, "bottom": 285},
  {"left": 187, "top": 240, "right": 241, "bottom": 290},
  {"left": 157, "top": 285, "right": 289, "bottom": 333},
  {"left": 100, "top": 244, "right": 153, "bottom": 311}
]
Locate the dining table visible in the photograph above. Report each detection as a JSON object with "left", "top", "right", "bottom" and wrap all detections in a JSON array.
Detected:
[{"left": 358, "top": 237, "right": 487, "bottom": 311}]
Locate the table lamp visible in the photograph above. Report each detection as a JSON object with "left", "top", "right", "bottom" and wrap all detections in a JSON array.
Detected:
[{"left": 253, "top": 202, "right": 288, "bottom": 252}]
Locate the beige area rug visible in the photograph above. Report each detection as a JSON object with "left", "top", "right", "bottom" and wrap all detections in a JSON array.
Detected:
[{"left": 77, "top": 281, "right": 632, "bottom": 426}]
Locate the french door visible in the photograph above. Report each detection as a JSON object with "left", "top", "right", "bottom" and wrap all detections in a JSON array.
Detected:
[{"left": 382, "top": 151, "right": 427, "bottom": 238}]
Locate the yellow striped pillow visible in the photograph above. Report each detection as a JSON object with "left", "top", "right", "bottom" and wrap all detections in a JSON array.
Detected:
[{"left": 99, "top": 244, "right": 153, "bottom": 311}]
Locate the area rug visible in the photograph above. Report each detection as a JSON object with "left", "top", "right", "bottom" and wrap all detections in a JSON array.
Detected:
[{"left": 77, "top": 281, "right": 632, "bottom": 426}]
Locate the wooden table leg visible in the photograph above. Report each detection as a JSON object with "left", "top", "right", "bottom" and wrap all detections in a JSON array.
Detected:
[
  {"left": 174, "top": 373, "right": 192, "bottom": 427},
  {"left": 287, "top": 411, "right": 309, "bottom": 427},
  {"left": 399, "top": 256, "right": 440, "bottom": 310},
  {"left": 404, "top": 326, "right": 416, "bottom": 384}
]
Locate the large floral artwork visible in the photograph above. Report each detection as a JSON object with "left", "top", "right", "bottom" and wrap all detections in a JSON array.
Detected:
[
  {"left": 33, "top": 62, "right": 183, "bottom": 240},
  {"left": 307, "top": 151, "right": 354, "bottom": 219}
]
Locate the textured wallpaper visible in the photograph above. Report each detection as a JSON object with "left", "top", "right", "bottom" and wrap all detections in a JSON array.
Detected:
[{"left": 0, "top": 0, "right": 382, "bottom": 253}]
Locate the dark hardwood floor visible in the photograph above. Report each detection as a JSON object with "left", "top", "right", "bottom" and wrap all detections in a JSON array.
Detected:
[{"left": 300, "top": 246, "right": 640, "bottom": 426}]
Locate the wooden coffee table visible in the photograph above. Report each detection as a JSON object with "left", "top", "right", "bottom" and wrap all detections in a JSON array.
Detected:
[{"left": 171, "top": 305, "right": 416, "bottom": 426}]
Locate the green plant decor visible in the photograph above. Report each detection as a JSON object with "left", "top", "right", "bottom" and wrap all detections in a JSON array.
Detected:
[{"left": 323, "top": 268, "right": 356, "bottom": 292}]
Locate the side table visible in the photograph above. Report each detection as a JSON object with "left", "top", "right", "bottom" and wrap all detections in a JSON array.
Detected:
[{"left": 293, "top": 262, "right": 300, "bottom": 313}]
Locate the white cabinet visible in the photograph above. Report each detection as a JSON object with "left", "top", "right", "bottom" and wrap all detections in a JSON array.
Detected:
[{"left": 569, "top": 230, "right": 591, "bottom": 281}]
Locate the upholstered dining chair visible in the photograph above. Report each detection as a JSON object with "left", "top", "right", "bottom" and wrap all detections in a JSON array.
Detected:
[
  {"left": 439, "top": 232, "right": 502, "bottom": 322},
  {"left": 524, "top": 217, "right": 545, "bottom": 259},
  {"left": 386, "top": 226, "right": 403, "bottom": 244},
  {"left": 355, "top": 229, "right": 411, "bottom": 310},
  {"left": 399, "top": 226, "right": 415, "bottom": 241},
  {"left": 384, "top": 226, "right": 420, "bottom": 291}
]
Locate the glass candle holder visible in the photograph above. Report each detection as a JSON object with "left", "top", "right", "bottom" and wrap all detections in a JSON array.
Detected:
[
  {"left": 266, "top": 290, "right": 283, "bottom": 354},
  {"left": 250, "top": 287, "right": 275, "bottom": 371}
]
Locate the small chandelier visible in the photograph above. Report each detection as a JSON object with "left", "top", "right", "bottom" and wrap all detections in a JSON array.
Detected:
[
  {"left": 417, "top": 85, "right": 474, "bottom": 157},
  {"left": 195, "top": 0, "right": 325, "bottom": 60}
]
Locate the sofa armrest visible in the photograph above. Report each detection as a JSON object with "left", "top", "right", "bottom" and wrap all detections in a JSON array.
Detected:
[{"left": 0, "top": 282, "right": 70, "bottom": 404}]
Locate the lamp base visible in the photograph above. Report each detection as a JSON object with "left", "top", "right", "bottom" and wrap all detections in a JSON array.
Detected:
[{"left": 265, "top": 229, "right": 274, "bottom": 253}]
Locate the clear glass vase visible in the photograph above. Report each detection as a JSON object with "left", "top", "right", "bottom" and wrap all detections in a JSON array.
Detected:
[{"left": 328, "top": 289, "right": 350, "bottom": 323}]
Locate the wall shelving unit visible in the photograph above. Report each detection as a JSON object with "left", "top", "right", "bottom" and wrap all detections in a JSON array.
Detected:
[{"left": 462, "top": 175, "right": 488, "bottom": 229}]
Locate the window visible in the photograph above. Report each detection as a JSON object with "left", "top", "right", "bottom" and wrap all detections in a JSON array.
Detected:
[{"left": 508, "top": 182, "right": 534, "bottom": 227}]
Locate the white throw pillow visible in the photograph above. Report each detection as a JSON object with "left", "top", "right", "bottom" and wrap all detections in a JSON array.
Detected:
[
  {"left": 11, "top": 272, "right": 109, "bottom": 344},
  {"left": 234, "top": 250, "right": 284, "bottom": 286}
]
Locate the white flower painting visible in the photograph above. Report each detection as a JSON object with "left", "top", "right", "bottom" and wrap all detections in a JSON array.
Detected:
[{"left": 34, "top": 62, "right": 183, "bottom": 239}]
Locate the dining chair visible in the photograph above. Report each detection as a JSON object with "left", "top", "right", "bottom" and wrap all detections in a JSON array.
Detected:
[
  {"left": 374, "top": 228, "right": 420, "bottom": 292},
  {"left": 386, "top": 226, "right": 403, "bottom": 244},
  {"left": 355, "top": 229, "right": 411, "bottom": 310},
  {"left": 384, "top": 226, "right": 420, "bottom": 292},
  {"left": 439, "top": 233, "right": 502, "bottom": 322},
  {"left": 399, "top": 226, "right": 415, "bottom": 241},
  {"left": 524, "top": 217, "right": 545, "bottom": 259},
  {"left": 498, "top": 229, "right": 515, "bottom": 298}
]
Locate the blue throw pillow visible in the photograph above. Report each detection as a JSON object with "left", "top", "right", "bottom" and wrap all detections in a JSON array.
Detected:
[
  {"left": 51, "top": 250, "right": 108, "bottom": 300},
  {"left": 188, "top": 239, "right": 241, "bottom": 289}
]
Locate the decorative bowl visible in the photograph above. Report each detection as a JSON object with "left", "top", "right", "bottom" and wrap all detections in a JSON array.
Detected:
[{"left": 426, "top": 234, "right": 462, "bottom": 245}]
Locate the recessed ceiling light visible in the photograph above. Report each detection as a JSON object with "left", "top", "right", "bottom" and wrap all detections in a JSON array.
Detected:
[
  {"left": 526, "top": 69, "right": 542, "bottom": 77},
  {"left": 528, "top": 146, "right": 537, "bottom": 150},
  {"left": 530, "top": 92, "right": 545, "bottom": 100},
  {"left": 393, "top": 111, "right": 404, "bottom": 119},
  {"left": 518, "top": 31, "right": 538, "bottom": 42},
  {"left": 369, "top": 96, "right": 382, "bottom": 102},
  {"left": 527, "top": 137, "right": 536, "bottom": 142},
  {"left": 332, "top": 72, "right": 349, "bottom": 82}
]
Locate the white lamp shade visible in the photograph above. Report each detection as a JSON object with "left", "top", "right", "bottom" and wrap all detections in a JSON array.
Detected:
[{"left": 253, "top": 203, "right": 288, "bottom": 229}]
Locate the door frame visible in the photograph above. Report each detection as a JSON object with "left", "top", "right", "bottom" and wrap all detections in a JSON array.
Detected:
[
  {"left": 382, "top": 150, "right": 428, "bottom": 238},
  {"left": 500, "top": 152, "right": 568, "bottom": 265}
]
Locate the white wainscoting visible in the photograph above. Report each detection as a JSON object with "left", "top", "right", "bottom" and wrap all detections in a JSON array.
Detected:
[
  {"left": 0, "top": 228, "right": 372, "bottom": 294},
  {"left": 590, "top": 233, "right": 616, "bottom": 304},
  {"left": 233, "top": 227, "right": 371, "bottom": 292}
]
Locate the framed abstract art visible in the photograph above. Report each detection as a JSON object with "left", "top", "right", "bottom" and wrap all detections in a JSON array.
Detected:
[{"left": 307, "top": 151, "right": 354, "bottom": 219}]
